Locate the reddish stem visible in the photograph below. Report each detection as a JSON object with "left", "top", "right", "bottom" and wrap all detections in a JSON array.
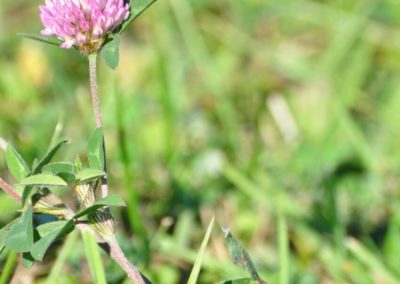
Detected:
[
  {"left": 0, "top": 178, "right": 21, "bottom": 202},
  {"left": 107, "top": 237, "right": 147, "bottom": 284}
]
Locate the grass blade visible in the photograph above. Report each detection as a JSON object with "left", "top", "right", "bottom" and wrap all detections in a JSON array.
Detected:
[
  {"left": 46, "top": 231, "right": 78, "bottom": 284},
  {"left": 82, "top": 230, "right": 107, "bottom": 284},
  {"left": 187, "top": 216, "right": 215, "bottom": 284},
  {"left": 346, "top": 238, "right": 399, "bottom": 284},
  {"left": 278, "top": 212, "right": 289, "bottom": 284}
]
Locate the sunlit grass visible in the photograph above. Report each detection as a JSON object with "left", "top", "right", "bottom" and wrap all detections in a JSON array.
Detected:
[{"left": 1, "top": 0, "right": 400, "bottom": 282}]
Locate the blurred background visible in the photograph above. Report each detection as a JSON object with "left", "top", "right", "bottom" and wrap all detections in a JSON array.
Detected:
[{"left": 2, "top": 0, "right": 400, "bottom": 283}]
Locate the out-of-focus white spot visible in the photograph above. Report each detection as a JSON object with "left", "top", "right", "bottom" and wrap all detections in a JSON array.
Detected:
[
  {"left": 194, "top": 149, "right": 225, "bottom": 178},
  {"left": 267, "top": 93, "right": 299, "bottom": 144},
  {"left": 0, "top": 137, "right": 7, "bottom": 152}
]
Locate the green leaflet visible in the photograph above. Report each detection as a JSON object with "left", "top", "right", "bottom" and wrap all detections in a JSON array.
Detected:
[
  {"left": 20, "top": 174, "right": 68, "bottom": 187},
  {"left": 22, "top": 252, "right": 35, "bottom": 269},
  {"left": 74, "top": 194, "right": 126, "bottom": 219},
  {"left": 6, "top": 144, "right": 30, "bottom": 181},
  {"left": 43, "top": 162, "right": 77, "bottom": 184},
  {"left": 42, "top": 162, "right": 77, "bottom": 175},
  {"left": 0, "top": 218, "right": 20, "bottom": 252},
  {"left": 31, "top": 220, "right": 74, "bottom": 261},
  {"left": 75, "top": 169, "right": 105, "bottom": 184},
  {"left": 22, "top": 185, "right": 34, "bottom": 206},
  {"left": 222, "top": 226, "right": 267, "bottom": 284},
  {"left": 119, "top": 0, "right": 157, "bottom": 33},
  {"left": 32, "top": 140, "right": 69, "bottom": 174},
  {"left": 4, "top": 207, "right": 33, "bottom": 253},
  {"left": 17, "top": 33, "right": 62, "bottom": 46},
  {"left": 101, "top": 35, "right": 120, "bottom": 70},
  {"left": 87, "top": 128, "right": 105, "bottom": 171}
]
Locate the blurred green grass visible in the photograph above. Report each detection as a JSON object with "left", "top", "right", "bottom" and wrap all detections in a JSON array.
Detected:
[{"left": 2, "top": 0, "right": 400, "bottom": 283}]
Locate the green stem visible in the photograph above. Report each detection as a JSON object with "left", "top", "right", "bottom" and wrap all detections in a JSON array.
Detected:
[{"left": 0, "top": 252, "right": 17, "bottom": 284}]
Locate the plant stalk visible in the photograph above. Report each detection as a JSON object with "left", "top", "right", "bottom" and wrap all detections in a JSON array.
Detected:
[
  {"left": 88, "top": 53, "right": 103, "bottom": 129},
  {"left": 0, "top": 252, "right": 17, "bottom": 284},
  {"left": 88, "top": 54, "right": 148, "bottom": 283},
  {"left": 88, "top": 53, "right": 109, "bottom": 198},
  {"left": 0, "top": 54, "right": 148, "bottom": 283},
  {"left": 107, "top": 237, "right": 147, "bottom": 284},
  {"left": 0, "top": 178, "right": 21, "bottom": 202}
]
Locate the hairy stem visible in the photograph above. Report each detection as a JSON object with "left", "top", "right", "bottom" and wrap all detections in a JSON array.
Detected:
[
  {"left": 0, "top": 178, "right": 21, "bottom": 202},
  {"left": 88, "top": 53, "right": 103, "bottom": 129},
  {"left": 107, "top": 237, "right": 147, "bottom": 284},
  {"left": 88, "top": 53, "right": 109, "bottom": 198},
  {"left": 88, "top": 54, "right": 148, "bottom": 283}
]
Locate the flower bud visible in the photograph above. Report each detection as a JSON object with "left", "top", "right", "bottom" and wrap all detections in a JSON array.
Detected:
[
  {"left": 32, "top": 192, "right": 74, "bottom": 219},
  {"left": 74, "top": 183, "right": 115, "bottom": 236}
]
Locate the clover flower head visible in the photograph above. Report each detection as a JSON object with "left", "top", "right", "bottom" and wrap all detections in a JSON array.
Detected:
[{"left": 39, "top": 0, "right": 130, "bottom": 53}]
